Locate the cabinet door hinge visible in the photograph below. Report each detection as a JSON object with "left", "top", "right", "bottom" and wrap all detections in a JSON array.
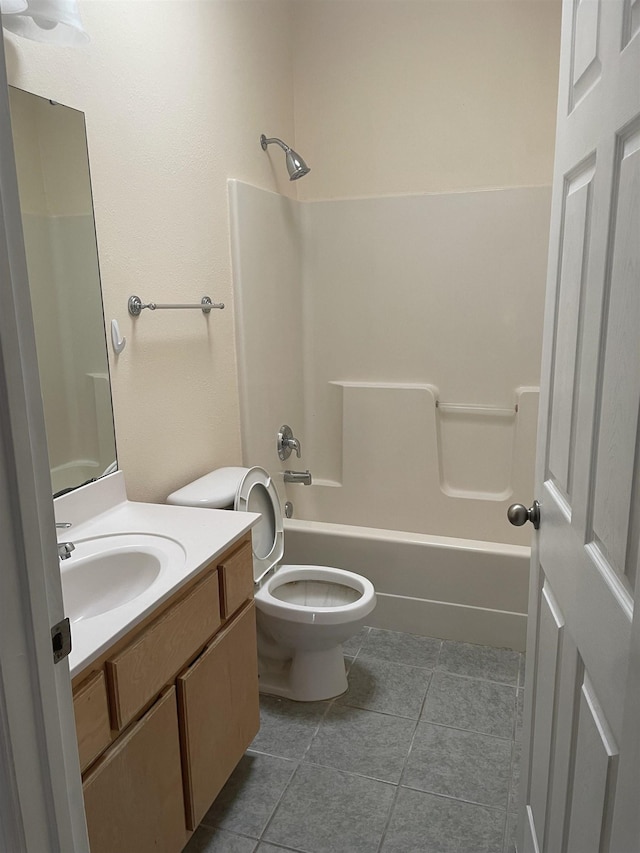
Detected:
[{"left": 51, "top": 618, "right": 72, "bottom": 664}]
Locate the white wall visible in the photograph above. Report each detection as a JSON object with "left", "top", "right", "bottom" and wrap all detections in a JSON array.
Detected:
[{"left": 5, "top": 0, "right": 296, "bottom": 502}]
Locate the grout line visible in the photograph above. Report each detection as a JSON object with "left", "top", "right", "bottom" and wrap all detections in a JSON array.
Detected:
[
  {"left": 507, "top": 739, "right": 521, "bottom": 816},
  {"left": 411, "top": 718, "right": 516, "bottom": 742},
  {"left": 400, "top": 714, "right": 425, "bottom": 783},
  {"left": 255, "top": 755, "right": 303, "bottom": 845},
  {"left": 374, "top": 781, "right": 402, "bottom": 853},
  {"left": 343, "top": 625, "right": 371, "bottom": 658},
  {"left": 375, "top": 712, "right": 423, "bottom": 853},
  {"left": 431, "top": 668, "right": 521, "bottom": 688},
  {"left": 324, "top": 702, "right": 425, "bottom": 722},
  {"left": 297, "top": 699, "right": 334, "bottom": 764},
  {"left": 398, "top": 783, "right": 511, "bottom": 814},
  {"left": 355, "top": 653, "right": 520, "bottom": 687},
  {"left": 356, "top": 653, "right": 443, "bottom": 673},
  {"left": 301, "top": 758, "right": 406, "bottom": 788},
  {"left": 193, "top": 826, "right": 263, "bottom": 845},
  {"left": 252, "top": 698, "right": 336, "bottom": 846},
  {"left": 501, "top": 795, "right": 510, "bottom": 851},
  {"left": 252, "top": 842, "right": 300, "bottom": 852},
  {"left": 375, "top": 673, "right": 435, "bottom": 852},
  {"left": 433, "top": 637, "right": 444, "bottom": 670},
  {"left": 334, "top": 703, "right": 424, "bottom": 722}
]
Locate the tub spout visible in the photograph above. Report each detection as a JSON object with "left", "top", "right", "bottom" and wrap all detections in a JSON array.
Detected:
[{"left": 284, "top": 470, "right": 312, "bottom": 486}]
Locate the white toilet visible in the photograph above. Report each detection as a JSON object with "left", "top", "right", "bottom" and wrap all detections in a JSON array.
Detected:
[{"left": 167, "top": 466, "right": 376, "bottom": 701}]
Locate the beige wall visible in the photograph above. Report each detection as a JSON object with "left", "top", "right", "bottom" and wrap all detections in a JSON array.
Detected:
[
  {"left": 5, "top": 0, "right": 296, "bottom": 502},
  {"left": 4, "top": 0, "right": 560, "bottom": 504},
  {"left": 293, "top": 0, "right": 561, "bottom": 199}
]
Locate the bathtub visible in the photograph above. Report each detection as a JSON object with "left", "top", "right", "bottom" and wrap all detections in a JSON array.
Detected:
[{"left": 284, "top": 519, "right": 529, "bottom": 652}]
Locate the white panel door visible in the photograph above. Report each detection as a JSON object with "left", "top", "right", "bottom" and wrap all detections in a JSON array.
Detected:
[{"left": 519, "top": 0, "right": 640, "bottom": 851}]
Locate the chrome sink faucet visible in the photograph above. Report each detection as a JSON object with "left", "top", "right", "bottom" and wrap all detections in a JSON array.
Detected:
[{"left": 56, "top": 522, "right": 75, "bottom": 560}]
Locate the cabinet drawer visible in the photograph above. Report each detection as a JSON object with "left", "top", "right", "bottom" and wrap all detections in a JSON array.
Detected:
[
  {"left": 83, "top": 687, "right": 186, "bottom": 853},
  {"left": 177, "top": 601, "right": 259, "bottom": 829},
  {"left": 107, "top": 570, "right": 221, "bottom": 729},
  {"left": 73, "top": 670, "right": 111, "bottom": 772},
  {"left": 219, "top": 539, "right": 253, "bottom": 618}
]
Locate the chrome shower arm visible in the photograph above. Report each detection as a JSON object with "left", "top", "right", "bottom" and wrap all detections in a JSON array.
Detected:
[{"left": 260, "top": 135, "right": 290, "bottom": 152}]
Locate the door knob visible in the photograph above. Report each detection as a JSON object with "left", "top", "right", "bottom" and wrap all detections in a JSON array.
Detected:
[{"left": 507, "top": 500, "right": 540, "bottom": 529}]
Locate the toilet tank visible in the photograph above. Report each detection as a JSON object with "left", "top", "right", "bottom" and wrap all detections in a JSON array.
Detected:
[{"left": 166, "top": 467, "right": 248, "bottom": 509}]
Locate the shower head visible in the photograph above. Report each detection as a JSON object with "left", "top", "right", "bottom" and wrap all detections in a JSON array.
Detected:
[{"left": 260, "top": 134, "right": 310, "bottom": 181}]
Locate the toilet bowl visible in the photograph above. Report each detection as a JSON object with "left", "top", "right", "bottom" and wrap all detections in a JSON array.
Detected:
[{"left": 167, "top": 466, "right": 376, "bottom": 701}]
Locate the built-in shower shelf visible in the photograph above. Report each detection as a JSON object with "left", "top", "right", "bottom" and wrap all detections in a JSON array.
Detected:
[{"left": 435, "top": 401, "right": 517, "bottom": 417}]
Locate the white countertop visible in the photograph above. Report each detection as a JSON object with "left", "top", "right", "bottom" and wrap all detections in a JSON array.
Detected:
[{"left": 54, "top": 472, "right": 259, "bottom": 678}]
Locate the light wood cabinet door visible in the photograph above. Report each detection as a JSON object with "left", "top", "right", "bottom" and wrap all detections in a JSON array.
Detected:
[
  {"left": 107, "top": 570, "right": 221, "bottom": 729},
  {"left": 82, "top": 687, "right": 186, "bottom": 853},
  {"left": 177, "top": 601, "right": 259, "bottom": 829}
]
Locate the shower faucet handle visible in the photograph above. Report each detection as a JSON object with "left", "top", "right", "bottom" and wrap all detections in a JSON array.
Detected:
[{"left": 277, "top": 425, "right": 301, "bottom": 460}]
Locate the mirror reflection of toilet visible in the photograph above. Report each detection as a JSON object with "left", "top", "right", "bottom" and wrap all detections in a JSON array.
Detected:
[{"left": 168, "top": 466, "right": 376, "bottom": 701}]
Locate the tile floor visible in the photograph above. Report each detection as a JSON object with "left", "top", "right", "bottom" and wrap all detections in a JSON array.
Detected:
[{"left": 184, "top": 626, "right": 524, "bottom": 853}]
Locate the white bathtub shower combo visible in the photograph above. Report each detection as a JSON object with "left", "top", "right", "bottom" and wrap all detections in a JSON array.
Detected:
[
  {"left": 227, "top": 180, "right": 550, "bottom": 654},
  {"left": 168, "top": 466, "right": 376, "bottom": 701}
]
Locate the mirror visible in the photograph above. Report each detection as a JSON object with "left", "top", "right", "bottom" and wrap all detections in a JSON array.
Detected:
[{"left": 8, "top": 87, "right": 117, "bottom": 494}]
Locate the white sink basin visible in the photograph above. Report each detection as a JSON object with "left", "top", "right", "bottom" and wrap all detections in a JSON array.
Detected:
[{"left": 60, "top": 534, "right": 186, "bottom": 623}]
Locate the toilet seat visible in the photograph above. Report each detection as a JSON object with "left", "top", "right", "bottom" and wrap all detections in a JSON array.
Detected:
[
  {"left": 234, "top": 467, "right": 284, "bottom": 582},
  {"left": 255, "top": 565, "right": 376, "bottom": 625}
]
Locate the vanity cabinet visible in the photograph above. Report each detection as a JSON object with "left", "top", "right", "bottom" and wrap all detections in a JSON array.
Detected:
[{"left": 72, "top": 533, "right": 259, "bottom": 853}]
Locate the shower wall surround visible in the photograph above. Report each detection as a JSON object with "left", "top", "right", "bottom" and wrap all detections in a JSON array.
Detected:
[{"left": 230, "top": 180, "right": 551, "bottom": 546}]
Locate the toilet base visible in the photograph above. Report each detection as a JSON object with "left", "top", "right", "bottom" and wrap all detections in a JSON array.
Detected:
[{"left": 258, "top": 644, "right": 348, "bottom": 702}]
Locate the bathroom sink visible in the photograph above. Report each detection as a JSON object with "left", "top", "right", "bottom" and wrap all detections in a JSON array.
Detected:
[{"left": 60, "top": 534, "right": 186, "bottom": 622}]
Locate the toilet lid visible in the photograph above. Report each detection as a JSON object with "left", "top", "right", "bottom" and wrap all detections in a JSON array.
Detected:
[{"left": 234, "top": 467, "right": 284, "bottom": 583}]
